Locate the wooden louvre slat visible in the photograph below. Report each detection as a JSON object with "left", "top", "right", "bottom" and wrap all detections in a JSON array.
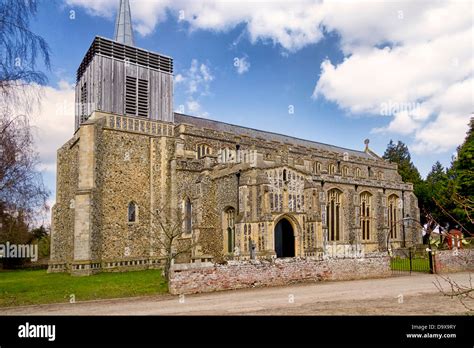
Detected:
[{"left": 77, "top": 36, "right": 173, "bottom": 81}]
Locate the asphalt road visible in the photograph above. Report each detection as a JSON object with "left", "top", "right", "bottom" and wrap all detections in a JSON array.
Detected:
[{"left": 2, "top": 272, "right": 472, "bottom": 315}]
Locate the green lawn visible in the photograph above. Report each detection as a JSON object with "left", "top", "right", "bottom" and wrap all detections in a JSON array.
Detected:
[
  {"left": 390, "top": 257, "right": 431, "bottom": 272},
  {"left": 0, "top": 269, "right": 168, "bottom": 307}
]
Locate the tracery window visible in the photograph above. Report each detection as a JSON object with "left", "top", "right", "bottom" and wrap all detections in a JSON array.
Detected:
[
  {"left": 388, "top": 195, "right": 399, "bottom": 239},
  {"left": 326, "top": 189, "right": 342, "bottom": 241},
  {"left": 197, "top": 144, "right": 211, "bottom": 159},
  {"left": 360, "top": 192, "right": 372, "bottom": 240},
  {"left": 342, "top": 166, "right": 350, "bottom": 177},
  {"left": 224, "top": 207, "right": 235, "bottom": 253},
  {"left": 243, "top": 224, "right": 251, "bottom": 253}
]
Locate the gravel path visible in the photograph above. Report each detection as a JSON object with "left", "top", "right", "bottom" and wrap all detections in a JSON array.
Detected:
[{"left": 1, "top": 272, "right": 472, "bottom": 315}]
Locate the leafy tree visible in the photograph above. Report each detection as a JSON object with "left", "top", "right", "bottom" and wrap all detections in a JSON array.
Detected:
[
  {"left": 448, "top": 119, "right": 474, "bottom": 234},
  {"left": 31, "top": 225, "right": 48, "bottom": 240},
  {"left": 383, "top": 140, "right": 422, "bottom": 184},
  {"left": 452, "top": 119, "right": 474, "bottom": 198},
  {"left": 423, "top": 161, "right": 449, "bottom": 224}
]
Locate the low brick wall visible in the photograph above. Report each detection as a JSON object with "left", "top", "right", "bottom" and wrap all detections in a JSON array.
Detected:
[
  {"left": 434, "top": 249, "right": 474, "bottom": 273},
  {"left": 169, "top": 255, "right": 390, "bottom": 295}
]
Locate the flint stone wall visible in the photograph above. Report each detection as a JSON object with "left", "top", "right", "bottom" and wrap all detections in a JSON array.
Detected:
[
  {"left": 169, "top": 254, "right": 390, "bottom": 295},
  {"left": 435, "top": 249, "right": 474, "bottom": 273}
]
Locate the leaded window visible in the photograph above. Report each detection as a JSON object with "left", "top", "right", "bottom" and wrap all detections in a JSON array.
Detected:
[
  {"left": 360, "top": 192, "right": 372, "bottom": 240},
  {"left": 388, "top": 195, "right": 399, "bottom": 239},
  {"left": 327, "top": 189, "right": 342, "bottom": 241}
]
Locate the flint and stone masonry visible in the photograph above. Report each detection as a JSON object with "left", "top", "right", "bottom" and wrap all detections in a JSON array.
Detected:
[
  {"left": 169, "top": 255, "right": 392, "bottom": 295},
  {"left": 48, "top": 0, "right": 421, "bottom": 276}
]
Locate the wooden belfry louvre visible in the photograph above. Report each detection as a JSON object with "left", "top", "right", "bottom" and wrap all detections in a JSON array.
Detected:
[
  {"left": 137, "top": 78, "right": 148, "bottom": 117},
  {"left": 75, "top": 36, "right": 174, "bottom": 128},
  {"left": 125, "top": 75, "right": 149, "bottom": 117}
]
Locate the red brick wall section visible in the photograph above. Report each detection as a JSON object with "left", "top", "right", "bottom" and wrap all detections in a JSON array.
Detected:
[
  {"left": 169, "top": 255, "right": 391, "bottom": 295},
  {"left": 434, "top": 249, "right": 474, "bottom": 273}
]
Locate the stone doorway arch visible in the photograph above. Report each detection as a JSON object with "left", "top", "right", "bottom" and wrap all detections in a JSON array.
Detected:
[{"left": 274, "top": 218, "right": 295, "bottom": 258}]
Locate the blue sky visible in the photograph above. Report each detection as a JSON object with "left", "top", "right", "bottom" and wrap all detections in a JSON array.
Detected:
[{"left": 27, "top": 0, "right": 472, "bottom": 214}]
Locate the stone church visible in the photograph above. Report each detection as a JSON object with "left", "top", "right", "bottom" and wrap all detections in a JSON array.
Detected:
[{"left": 49, "top": 0, "right": 420, "bottom": 275}]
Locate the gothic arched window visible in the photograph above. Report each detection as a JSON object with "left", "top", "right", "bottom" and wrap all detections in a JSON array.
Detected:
[
  {"left": 342, "top": 166, "right": 350, "bottom": 177},
  {"left": 355, "top": 167, "right": 362, "bottom": 178},
  {"left": 224, "top": 207, "right": 235, "bottom": 253},
  {"left": 197, "top": 144, "right": 211, "bottom": 159},
  {"left": 317, "top": 162, "right": 322, "bottom": 173},
  {"left": 327, "top": 189, "right": 342, "bottom": 241},
  {"left": 329, "top": 164, "right": 337, "bottom": 175},
  {"left": 360, "top": 192, "right": 372, "bottom": 240},
  {"left": 388, "top": 195, "right": 399, "bottom": 239}
]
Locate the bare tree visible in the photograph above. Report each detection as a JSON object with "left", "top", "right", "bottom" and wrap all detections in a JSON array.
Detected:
[
  {"left": 434, "top": 262, "right": 474, "bottom": 312},
  {"left": 150, "top": 203, "right": 199, "bottom": 282},
  {"left": 0, "top": 108, "right": 48, "bottom": 220},
  {"left": 452, "top": 193, "right": 474, "bottom": 226},
  {"left": 0, "top": 0, "right": 50, "bottom": 227},
  {"left": 433, "top": 196, "right": 473, "bottom": 237},
  {"left": 0, "top": 0, "right": 50, "bottom": 94},
  {"left": 430, "top": 196, "right": 473, "bottom": 312}
]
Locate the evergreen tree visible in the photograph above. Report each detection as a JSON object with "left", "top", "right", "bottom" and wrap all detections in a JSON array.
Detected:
[
  {"left": 383, "top": 140, "right": 422, "bottom": 184},
  {"left": 424, "top": 161, "right": 449, "bottom": 225},
  {"left": 449, "top": 119, "right": 474, "bottom": 234}
]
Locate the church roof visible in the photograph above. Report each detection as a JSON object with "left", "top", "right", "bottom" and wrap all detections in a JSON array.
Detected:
[{"left": 175, "top": 113, "right": 374, "bottom": 160}]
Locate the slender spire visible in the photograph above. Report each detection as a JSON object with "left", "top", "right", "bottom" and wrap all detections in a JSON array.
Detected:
[{"left": 114, "top": 0, "right": 135, "bottom": 46}]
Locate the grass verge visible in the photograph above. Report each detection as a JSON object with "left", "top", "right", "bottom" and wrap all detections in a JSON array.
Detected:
[{"left": 0, "top": 269, "right": 167, "bottom": 307}]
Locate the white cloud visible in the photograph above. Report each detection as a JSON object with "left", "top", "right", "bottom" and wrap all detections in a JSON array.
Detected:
[
  {"left": 28, "top": 81, "right": 75, "bottom": 173},
  {"left": 174, "top": 74, "right": 184, "bottom": 84},
  {"left": 180, "top": 59, "right": 214, "bottom": 96},
  {"left": 234, "top": 56, "right": 250, "bottom": 75},
  {"left": 65, "top": 0, "right": 325, "bottom": 51},
  {"left": 312, "top": 1, "right": 473, "bottom": 155},
  {"left": 174, "top": 59, "right": 214, "bottom": 117},
  {"left": 185, "top": 98, "right": 210, "bottom": 118},
  {"left": 65, "top": 0, "right": 473, "bottom": 154},
  {"left": 186, "top": 99, "right": 201, "bottom": 113},
  {"left": 65, "top": 0, "right": 117, "bottom": 19}
]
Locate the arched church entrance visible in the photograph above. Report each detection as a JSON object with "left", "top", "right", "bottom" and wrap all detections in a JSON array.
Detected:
[{"left": 274, "top": 218, "right": 295, "bottom": 258}]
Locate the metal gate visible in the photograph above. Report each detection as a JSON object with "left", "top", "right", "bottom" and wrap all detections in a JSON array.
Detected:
[{"left": 390, "top": 247, "right": 434, "bottom": 275}]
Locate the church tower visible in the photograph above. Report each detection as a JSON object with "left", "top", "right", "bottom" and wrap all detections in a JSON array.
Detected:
[{"left": 74, "top": 0, "right": 174, "bottom": 129}]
